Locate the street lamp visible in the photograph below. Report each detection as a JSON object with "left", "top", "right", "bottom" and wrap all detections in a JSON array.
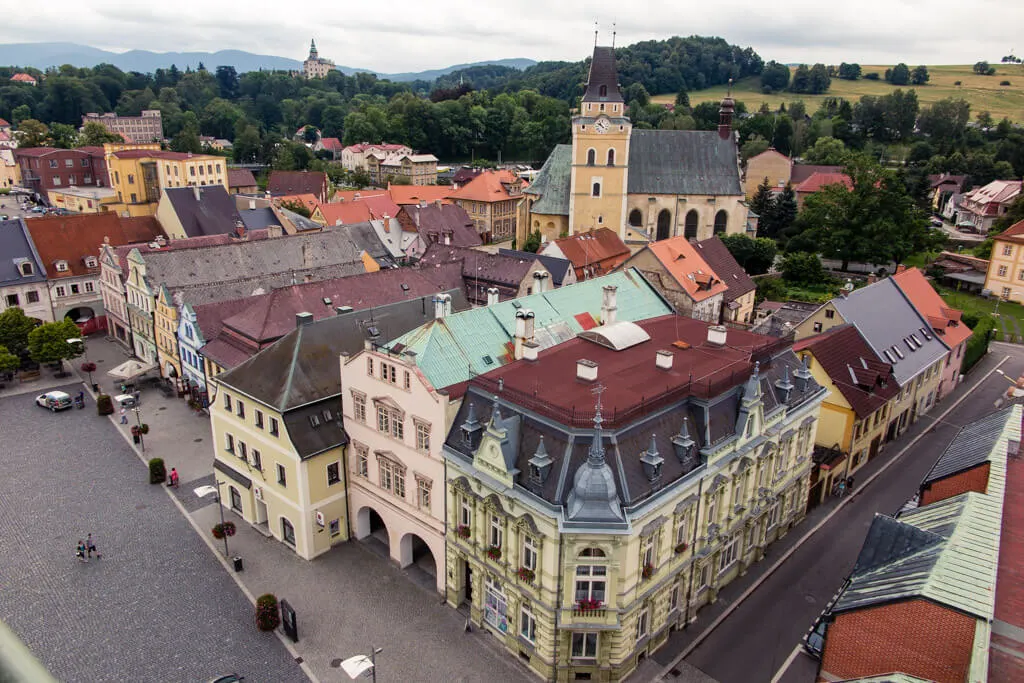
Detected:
[
  {"left": 132, "top": 405, "right": 146, "bottom": 454},
  {"left": 194, "top": 483, "right": 231, "bottom": 558},
  {"left": 334, "top": 647, "right": 382, "bottom": 683}
]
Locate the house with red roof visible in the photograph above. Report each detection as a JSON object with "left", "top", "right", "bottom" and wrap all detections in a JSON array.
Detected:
[
  {"left": 14, "top": 146, "right": 108, "bottom": 197},
  {"left": 793, "top": 171, "right": 853, "bottom": 208},
  {"left": 226, "top": 168, "right": 258, "bottom": 195},
  {"left": 315, "top": 136, "right": 344, "bottom": 160},
  {"left": 0, "top": 118, "right": 10, "bottom": 134},
  {"left": 340, "top": 142, "right": 412, "bottom": 171},
  {"left": 447, "top": 169, "right": 525, "bottom": 243},
  {"left": 957, "top": 179, "right": 1022, "bottom": 233},
  {"left": 10, "top": 73, "right": 36, "bottom": 86},
  {"left": 540, "top": 227, "right": 630, "bottom": 281},
  {"left": 267, "top": 170, "right": 329, "bottom": 204}
]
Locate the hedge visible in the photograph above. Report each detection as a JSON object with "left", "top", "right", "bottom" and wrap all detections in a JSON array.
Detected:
[{"left": 962, "top": 314, "right": 995, "bottom": 373}]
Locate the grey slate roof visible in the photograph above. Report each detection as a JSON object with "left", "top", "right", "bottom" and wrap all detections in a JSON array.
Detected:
[
  {"left": 922, "top": 405, "right": 1015, "bottom": 485},
  {"left": 164, "top": 186, "right": 243, "bottom": 238},
  {"left": 0, "top": 218, "right": 46, "bottom": 286},
  {"left": 582, "top": 46, "right": 624, "bottom": 103},
  {"left": 523, "top": 144, "right": 571, "bottom": 216},
  {"left": 238, "top": 207, "right": 280, "bottom": 232},
  {"left": 498, "top": 249, "right": 573, "bottom": 286},
  {"left": 832, "top": 279, "right": 949, "bottom": 386},
  {"left": 329, "top": 221, "right": 396, "bottom": 268},
  {"left": 219, "top": 290, "right": 469, "bottom": 458},
  {"left": 627, "top": 130, "right": 743, "bottom": 197}
]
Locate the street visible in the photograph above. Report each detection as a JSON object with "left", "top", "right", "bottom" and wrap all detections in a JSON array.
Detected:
[{"left": 647, "top": 344, "right": 1023, "bottom": 683}]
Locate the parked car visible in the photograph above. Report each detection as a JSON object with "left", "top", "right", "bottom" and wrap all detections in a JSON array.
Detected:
[
  {"left": 35, "top": 391, "right": 73, "bottom": 411},
  {"left": 930, "top": 217, "right": 943, "bottom": 227},
  {"left": 29, "top": 206, "right": 45, "bottom": 214}
]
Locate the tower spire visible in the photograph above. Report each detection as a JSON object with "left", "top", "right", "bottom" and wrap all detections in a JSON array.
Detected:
[
  {"left": 594, "top": 19, "right": 599, "bottom": 47},
  {"left": 588, "top": 383, "right": 605, "bottom": 464},
  {"left": 612, "top": 22, "right": 616, "bottom": 49},
  {"left": 309, "top": 38, "right": 318, "bottom": 59}
]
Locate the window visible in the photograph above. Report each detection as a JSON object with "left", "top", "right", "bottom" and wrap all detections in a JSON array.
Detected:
[
  {"left": 84, "top": 282, "right": 94, "bottom": 293},
  {"left": 64, "top": 158, "right": 73, "bottom": 168},
  {"left": 327, "top": 462, "right": 340, "bottom": 485},
  {"left": 49, "top": 160, "right": 58, "bottom": 169},
  {"left": 276, "top": 463, "right": 287, "bottom": 486},
  {"left": 670, "top": 583, "right": 680, "bottom": 611},
  {"left": 637, "top": 607, "right": 650, "bottom": 639},
  {"left": 270, "top": 417, "right": 279, "bottom": 436},
  {"left": 251, "top": 449, "right": 261, "bottom": 471},
  {"left": 825, "top": 309, "right": 835, "bottom": 319},
  {"left": 641, "top": 536, "right": 655, "bottom": 573},
  {"left": 813, "top": 322, "right": 823, "bottom": 333},
  {"left": 378, "top": 457, "right": 405, "bottom": 498},
  {"left": 355, "top": 444, "right": 369, "bottom": 477},
  {"left": 767, "top": 503, "right": 781, "bottom": 528},
  {"left": 353, "top": 393, "right": 366, "bottom": 423},
  {"left": 404, "top": 371, "right": 410, "bottom": 390},
  {"left": 591, "top": 181, "right": 601, "bottom": 197},
  {"left": 237, "top": 442, "right": 248, "bottom": 462},
  {"left": 484, "top": 576, "right": 509, "bottom": 632},
  {"left": 675, "top": 512, "right": 690, "bottom": 547},
  {"left": 379, "top": 361, "right": 397, "bottom": 384},
  {"left": 698, "top": 563, "right": 710, "bottom": 590},
  {"left": 70, "top": 284, "right": 80, "bottom": 295},
  {"left": 377, "top": 406, "right": 403, "bottom": 440},
  {"left": 706, "top": 491, "right": 718, "bottom": 529},
  {"left": 55, "top": 261, "right": 68, "bottom": 272},
  {"left": 230, "top": 487, "right": 242, "bottom": 512},
  {"left": 522, "top": 534, "right": 538, "bottom": 571},
  {"left": 27, "top": 291, "right": 39, "bottom": 303},
  {"left": 322, "top": 408, "right": 333, "bottom": 422},
  {"left": 998, "top": 265, "right": 1009, "bottom": 277},
  {"left": 490, "top": 514, "right": 503, "bottom": 548},
  {"left": 719, "top": 533, "right": 740, "bottom": 572},
  {"left": 127, "top": 174, "right": 135, "bottom": 185},
  {"left": 236, "top": 400, "right": 245, "bottom": 419},
  {"left": 81, "top": 158, "right": 89, "bottom": 167},
  {"left": 224, "top": 433, "right": 234, "bottom": 453},
  {"left": 19, "top": 262, "right": 33, "bottom": 276},
  {"left": 1003, "top": 245, "right": 1013, "bottom": 256},
  {"left": 460, "top": 499, "right": 472, "bottom": 527},
  {"left": 5, "top": 294, "right": 18, "bottom": 307},
  {"left": 586, "top": 148, "right": 596, "bottom": 166},
  {"left": 415, "top": 421, "right": 430, "bottom": 452},
  {"left": 223, "top": 393, "right": 232, "bottom": 411},
  {"left": 1003, "top": 287, "right": 1012, "bottom": 300},
  {"left": 84, "top": 174, "right": 92, "bottom": 184},
  {"left": 571, "top": 632, "right": 598, "bottom": 660},
  {"left": 520, "top": 604, "right": 536, "bottom": 643},
  {"left": 255, "top": 410, "right": 264, "bottom": 429},
  {"left": 417, "top": 477, "right": 431, "bottom": 509},
  {"left": 330, "top": 519, "right": 341, "bottom": 536},
  {"left": 575, "top": 565, "right": 607, "bottom": 603},
  {"left": 281, "top": 518, "right": 295, "bottom": 545}
]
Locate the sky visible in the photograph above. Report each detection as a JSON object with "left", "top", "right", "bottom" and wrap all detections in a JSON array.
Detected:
[{"left": 1, "top": 0, "right": 1022, "bottom": 73}]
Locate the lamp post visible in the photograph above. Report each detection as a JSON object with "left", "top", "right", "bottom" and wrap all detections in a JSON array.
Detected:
[
  {"left": 193, "top": 483, "right": 230, "bottom": 558},
  {"left": 133, "top": 405, "right": 145, "bottom": 454},
  {"left": 335, "top": 646, "right": 382, "bottom": 683}
]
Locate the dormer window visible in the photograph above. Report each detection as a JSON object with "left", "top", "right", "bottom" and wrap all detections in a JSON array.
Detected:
[
  {"left": 18, "top": 261, "right": 33, "bottom": 276},
  {"left": 84, "top": 256, "right": 98, "bottom": 268},
  {"left": 599, "top": 84, "right": 608, "bottom": 98},
  {"left": 55, "top": 261, "right": 69, "bottom": 273}
]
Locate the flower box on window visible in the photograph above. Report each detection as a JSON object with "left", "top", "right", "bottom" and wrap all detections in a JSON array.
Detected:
[
  {"left": 674, "top": 542, "right": 689, "bottom": 554},
  {"left": 576, "top": 598, "right": 603, "bottom": 611},
  {"left": 456, "top": 524, "right": 470, "bottom": 539},
  {"left": 486, "top": 545, "right": 502, "bottom": 561},
  {"left": 516, "top": 566, "right": 535, "bottom": 583},
  {"left": 642, "top": 562, "right": 654, "bottom": 580}
]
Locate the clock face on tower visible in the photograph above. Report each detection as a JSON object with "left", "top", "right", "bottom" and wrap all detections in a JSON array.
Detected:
[{"left": 594, "top": 118, "right": 610, "bottom": 134}]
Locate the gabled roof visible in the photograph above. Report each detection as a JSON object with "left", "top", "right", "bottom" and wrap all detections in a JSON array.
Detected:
[
  {"left": 996, "top": 219, "right": 1024, "bottom": 244},
  {"left": 387, "top": 184, "right": 452, "bottom": 206},
  {"left": 789, "top": 164, "right": 843, "bottom": 186},
  {"left": 831, "top": 278, "right": 949, "bottom": 386},
  {"left": 0, "top": 218, "right": 46, "bottom": 286},
  {"left": 319, "top": 201, "right": 372, "bottom": 226},
  {"left": 332, "top": 189, "right": 387, "bottom": 202},
  {"left": 448, "top": 169, "right": 523, "bottom": 203},
  {"left": 582, "top": 46, "right": 624, "bottom": 103},
  {"left": 399, "top": 203, "right": 481, "bottom": 248},
  {"left": 267, "top": 170, "right": 328, "bottom": 198},
  {"left": 385, "top": 268, "right": 673, "bottom": 391},
  {"left": 646, "top": 236, "right": 729, "bottom": 303},
  {"left": 794, "top": 324, "right": 899, "bottom": 419},
  {"left": 962, "top": 179, "right": 1021, "bottom": 208},
  {"left": 226, "top": 168, "right": 257, "bottom": 188},
  {"left": 319, "top": 137, "right": 343, "bottom": 151},
  {"left": 11, "top": 73, "right": 36, "bottom": 83},
  {"left": 24, "top": 214, "right": 164, "bottom": 279},
  {"left": 923, "top": 406, "right": 1016, "bottom": 485},
  {"left": 694, "top": 236, "right": 756, "bottom": 303},
  {"left": 498, "top": 249, "right": 573, "bottom": 286},
  {"left": 544, "top": 228, "right": 630, "bottom": 277},
  {"left": 928, "top": 174, "right": 967, "bottom": 191},
  {"left": 523, "top": 144, "right": 571, "bottom": 216},
  {"left": 275, "top": 193, "right": 321, "bottom": 215},
  {"left": 891, "top": 268, "right": 971, "bottom": 349},
  {"left": 794, "top": 172, "right": 853, "bottom": 194},
  {"left": 747, "top": 148, "right": 790, "bottom": 165},
  {"left": 164, "top": 186, "right": 244, "bottom": 238},
  {"left": 417, "top": 243, "right": 536, "bottom": 288},
  {"left": 627, "top": 130, "right": 742, "bottom": 197}
]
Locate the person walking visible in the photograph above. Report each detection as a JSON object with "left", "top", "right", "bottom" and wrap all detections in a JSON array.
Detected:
[
  {"left": 120, "top": 407, "right": 128, "bottom": 424},
  {"left": 76, "top": 540, "right": 87, "bottom": 563},
  {"left": 167, "top": 468, "right": 179, "bottom": 488},
  {"left": 86, "top": 534, "right": 99, "bottom": 559}
]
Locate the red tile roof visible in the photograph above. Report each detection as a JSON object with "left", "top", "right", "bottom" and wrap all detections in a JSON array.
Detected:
[
  {"left": 388, "top": 184, "right": 452, "bottom": 205},
  {"left": 997, "top": 219, "right": 1024, "bottom": 243},
  {"left": 359, "top": 194, "right": 401, "bottom": 220},
  {"left": 789, "top": 164, "right": 843, "bottom": 186},
  {"left": 990, "top": 429, "right": 1024, "bottom": 680},
  {"left": 11, "top": 73, "right": 36, "bottom": 83},
  {"left": 795, "top": 172, "right": 853, "bottom": 194},
  {"left": 793, "top": 324, "right": 899, "bottom": 419},
  {"left": 227, "top": 168, "right": 257, "bottom": 189},
  {"left": 275, "top": 194, "right": 321, "bottom": 214},
  {"left": 0, "top": 118, "right": 9, "bottom": 126},
  {"left": 448, "top": 169, "right": 524, "bottom": 203},
  {"left": 546, "top": 228, "right": 631, "bottom": 278},
  {"left": 332, "top": 189, "right": 387, "bottom": 202},
  {"left": 319, "top": 201, "right": 372, "bottom": 226},
  {"left": 343, "top": 143, "right": 409, "bottom": 153},
  {"left": 26, "top": 214, "right": 165, "bottom": 279},
  {"left": 320, "top": 137, "right": 343, "bottom": 151},
  {"left": 891, "top": 267, "right": 971, "bottom": 349},
  {"left": 647, "top": 236, "right": 728, "bottom": 303}
]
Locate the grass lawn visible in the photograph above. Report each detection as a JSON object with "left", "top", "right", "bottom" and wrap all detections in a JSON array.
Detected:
[
  {"left": 935, "top": 285, "right": 1024, "bottom": 341},
  {"left": 653, "top": 64, "right": 1024, "bottom": 122}
]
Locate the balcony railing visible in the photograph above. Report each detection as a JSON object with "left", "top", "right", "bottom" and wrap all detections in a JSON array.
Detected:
[{"left": 571, "top": 603, "right": 606, "bottom": 618}]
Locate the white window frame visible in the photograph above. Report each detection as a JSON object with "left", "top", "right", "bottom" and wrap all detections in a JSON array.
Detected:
[
  {"left": 574, "top": 565, "right": 607, "bottom": 603},
  {"left": 520, "top": 603, "right": 536, "bottom": 643},
  {"left": 490, "top": 514, "right": 503, "bottom": 549},
  {"left": 522, "top": 534, "right": 538, "bottom": 571},
  {"left": 571, "top": 632, "right": 598, "bottom": 660},
  {"left": 637, "top": 607, "right": 650, "bottom": 640}
]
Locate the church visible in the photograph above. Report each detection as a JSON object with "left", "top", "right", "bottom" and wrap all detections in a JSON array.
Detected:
[{"left": 521, "top": 45, "right": 749, "bottom": 247}]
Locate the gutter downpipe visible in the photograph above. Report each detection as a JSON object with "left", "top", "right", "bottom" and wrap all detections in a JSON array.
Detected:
[{"left": 682, "top": 472, "right": 705, "bottom": 630}]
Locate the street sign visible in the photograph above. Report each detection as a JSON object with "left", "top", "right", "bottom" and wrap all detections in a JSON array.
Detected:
[{"left": 280, "top": 599, "right": 298, "bottom": 642}]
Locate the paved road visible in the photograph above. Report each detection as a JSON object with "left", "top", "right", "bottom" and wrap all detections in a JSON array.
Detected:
[
  {"left": 666, "top": 347, "right": 1023, "bottom": 683},
  {"left": 0, "top": 384, "right": 308, "bottom": 683}
]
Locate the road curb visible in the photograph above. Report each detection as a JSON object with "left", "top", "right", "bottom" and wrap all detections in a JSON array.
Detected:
[{"left": 655, "top": 354, "right": 1010, "bottom": 681}]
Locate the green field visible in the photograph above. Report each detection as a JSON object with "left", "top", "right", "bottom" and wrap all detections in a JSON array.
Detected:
[{"left": 653, "top": 64, "right": 1024, "bottom": 122}]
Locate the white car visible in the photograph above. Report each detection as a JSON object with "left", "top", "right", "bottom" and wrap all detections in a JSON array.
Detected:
[{"left": 36, "top": 391, "right": 73, "bottom": 411}]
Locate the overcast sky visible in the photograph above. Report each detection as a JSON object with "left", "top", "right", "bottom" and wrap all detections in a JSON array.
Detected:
[{"left": 3, "top": 1, "right": 1022, "bottom": 73}]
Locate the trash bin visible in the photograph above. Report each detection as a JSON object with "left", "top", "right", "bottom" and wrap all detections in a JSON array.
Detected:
[{"left": 232, "top": 556, "right": 244, "bottom": 572}]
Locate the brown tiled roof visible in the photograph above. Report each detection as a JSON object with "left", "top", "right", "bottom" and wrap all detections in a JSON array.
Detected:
[
  {"left": 267, "top": 170, "right": 328, "bottom": 199},
  {"left": 388, "top": 185, "right": 452, "bottom": 205},
  {"left": 891, "top": 267, "right": 971, "bottom": 349},
  {"left": 547, "top": 227, "right": 630, "bottom": 277},
  {"left": 397, "top": 203, "right": 481, "bottom": 248},
  {"left": 418, "top": 243, "right": 537, "bottom": 289},
  {"left": 26, "top": 214, "right": 165, "bottom": 279},
  {"left": 790, "top": 164, "right": 843, "bottom": 186},
  {"left": 448, "top": 169, "right": 523, "bottom": 203},
  {"left": 319, "top": 137, "right": 343, "bottom": 151},
  {"left": 694, "top": 236, "right": 757, "bottom": 303},
  {"left": 227, "top": 168, "right": 257, "bottom": 188},
  {"left": 646, "top": 236, "right": 728, "bottom": 303},
  {"left": 795, "top": 172, "right": 853, "bottom": 194},
  {"left": 793, "top": 324, "right": 899, "bottom": 419},
  {"left": 110, "top": 149, "right": 215, "bottom": 161}
]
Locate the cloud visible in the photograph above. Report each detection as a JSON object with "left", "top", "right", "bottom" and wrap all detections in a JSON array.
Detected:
[{"left": 0, "top": 0, "right": 1021, "bottom": 73}]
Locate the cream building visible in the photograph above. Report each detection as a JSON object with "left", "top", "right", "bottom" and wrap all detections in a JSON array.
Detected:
[
  {"left": 523, "top": 46, "right": 749, "bottom": 247},
  {"left": 443, "top": 316, "right": 825, "bottom": 681},
  {"left": 301, "top": 39, "right": 335, "bottom": 79},
  {"left": 983, "top": 219, "right": 1024, "bottom": 303}
]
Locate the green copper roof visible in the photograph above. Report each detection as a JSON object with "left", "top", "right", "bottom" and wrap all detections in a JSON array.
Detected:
[
  {"left": 524, "top": 144, "right": 571, "bottom": 217},
  {"left": 386, "top": 268, "right": 672, "bottom": 390}
]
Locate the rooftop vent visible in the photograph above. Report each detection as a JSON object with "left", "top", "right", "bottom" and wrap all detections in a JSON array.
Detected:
[
  {"left": 656, "top": 350, "right": 674, "bottom": 370},
  {"left": 322, "top": 297, "right": 332, "bottom": 306},
  {"left": 335, "top": 305, "right": 353, "bottom": 315},
  {"left": 295, "top": 312, "right": 314, "bottom": 327},
  {"left": 576, "top": 359, "right": 598, "bottom": 382},
  {"left": 707, "top": 325, "right": 728, "bottom": 347}
]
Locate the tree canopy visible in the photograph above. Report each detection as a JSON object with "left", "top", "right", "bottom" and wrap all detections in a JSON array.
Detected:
[{"left": 27, "top": 319, "right": 83, "bottom": 365}]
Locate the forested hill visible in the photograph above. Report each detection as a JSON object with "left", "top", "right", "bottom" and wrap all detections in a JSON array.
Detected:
[{"left": 434, "top": 36, "right": 764, "bottom": 100}]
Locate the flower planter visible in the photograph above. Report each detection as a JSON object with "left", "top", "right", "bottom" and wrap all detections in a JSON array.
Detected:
[
  {"left": 213, "top": 522, "right": 237, "bottom": 539},
  {"left": 674, "top": 542, "right": 689, "bottom": 554},
  {"left": 642, "top": 563, "right": 654, "bottom": 580},
  {"left": 516, "top": 566, "right": 535, "bottom": 583},
  {"left": 486, "top": 545, "right": 502, "bottom": 561},
  {"left": 256, "top": 593, "right": 280, "bottom": 632},
  {"left": 456, "top": 525, "right": 470, "bottom": 539}
]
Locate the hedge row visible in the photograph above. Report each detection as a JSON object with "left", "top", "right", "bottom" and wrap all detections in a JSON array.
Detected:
[{"left": 963, "top": 314, "right": 995, "bottom": 373}]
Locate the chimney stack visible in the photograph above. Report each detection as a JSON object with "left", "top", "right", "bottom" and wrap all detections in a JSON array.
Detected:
[
  {"left": 522, "top": 341, "right": 539, "bottom": 362},
  {"left": 533, "top": 270, "right": 550, "bottom": 294},
  {"left": 295, "top": 312, "right": 314, "bottom": 327},
  {"left": 433, "top": 293, "right": 452, "bottom": 319},
  {"left": 601, "top": 285, "right": 618, "bottom": 325},
  {"left": 434, "top": 199, "right": 443, "bottom": 209},
  {"left": 576, "top": 359, "right": 598, "bottom": 382},
  {"left": 248, "top": 198, "right": 256, "bottom": 210},
  {"left": 486, "top": 287, "right": 500, "bottom": 306},
  {"left": 419, "top": 199, "right": 427, "bottom": 208},
  {"left": 707, "top": 325, "right": 728, "bottom": 347},
  {"left": 192, "top": 185, "right": 201, "bottom": 201},
  {"left": 656, "top": 350, "right": 674, "bottom": 370},
  {"left": 513, "top": 309, "right": 536, "bottom": 359},
  {"left": 718, "top": 90, "right": 735, "bottom": 141}
]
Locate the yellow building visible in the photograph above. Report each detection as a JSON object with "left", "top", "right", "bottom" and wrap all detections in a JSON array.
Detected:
[
  {"left": 105, "top": 148, "right": 228, "bottom": 217},
  {"left": 155, "top": 285, "right": 182, "bottom": 382},
  {"left": 0, "top": 148, "right": 21, "bottom": 189},
  {"left": 211, "top": 314, "right": 349, "bottom": 559},
  {"left": 983, "top": 219, "right": 1024, "bottom": 303},
  {"left": 46, "top": 186, "right": 118, "bottom": 214},
  {"left": 743, "top": 148, "right": 791, "bottom": 198},
  {"left": 523, "top": 46, "right": 749, "bottom": 246}
]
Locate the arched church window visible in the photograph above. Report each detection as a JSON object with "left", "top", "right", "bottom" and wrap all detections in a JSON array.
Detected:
[
  {"left": 592, "top": 182, "right": 601, "bottom": 198},
  {"left": 714, "top": 210, "right": 729, "bottom": 235},
  {"left": 586, "top": 149, "right": 596, "bottom": 166},
  {"left": 607, "top": 148, "right": 615, "bottom": 166}
]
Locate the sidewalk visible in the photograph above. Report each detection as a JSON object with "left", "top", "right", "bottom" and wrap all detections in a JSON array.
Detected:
[{"left": 76, "top": 336, "right": 533, "bottom": 683}]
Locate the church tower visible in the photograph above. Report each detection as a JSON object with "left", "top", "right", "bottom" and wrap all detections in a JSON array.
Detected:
[
  {"left": 568, "top": 44, "right": 631, "bottom": 237},
  {"left": 309, "top": 39, "right": 318, "bottom": 60}
]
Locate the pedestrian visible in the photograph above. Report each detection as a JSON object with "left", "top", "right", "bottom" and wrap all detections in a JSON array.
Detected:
[
  {"left": 120, "top": 407, "right": 128, "bottom": 424},
  {"left": 76, "top": 540, "right": 87, "bottom": 563},
  {"left": 133, "top": 390, "right": 141, "bottom": 407},
  {"left": 86, "top": 534, "right": 99, "bottom": 559},
  {"left": 837, "top": 479, "right": 847, "bottom": 497},
  {"left": 167, "top": 468, "right": 179, "bottom": 488},
  {"left": 846, "top": 476, "right": 855, "bottom": 492}
]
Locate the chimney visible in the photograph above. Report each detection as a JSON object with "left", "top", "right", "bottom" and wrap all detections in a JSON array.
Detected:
[
  {"left": 513, "top": 309, "right": 536, "bottom": 359},
  {"left": 192, "top": 185, "right": 201, "bottom": 201},
  {"left": 433, "top": 293, "right": 452, "bottom": 319},
  {"left": 522, "top": 341, "right": 540, "bottom": 362},
  {"left": 656, "top": 350, "right": 674, "bottom": 370},
  {"left": 486, "top": 287, "right": 500, "bottom": 306},
  {"left": 444, "top": 232, "right": 451, "bottom": 245},
  {"left": 601, "top": 285, "right": 618, "bottom": 325},
  {"left": 576, "top": 359, "right": 598, "bottom": 382},
  {"left": 533, "top": 270, "right": 550, "bottom": 294},
  {"left": 248, "top": 198, "right": 256, "bottom": 210},
  {"left": 267, "top": 224, "right": 283, "bottom": 238},
  {"left": 707, "top": 325, "right": 728, "bottom": 347},
  {"left": 434, "top": 199, "right": 443, "bottom": 209},
  {"left": 419, "top": 199, "right": 427, "bottom": 208},
  {"left": 794, "top": 355, "right": 813, "bottom": 392},
  {"left": 335, "top": 305, "right": 354, "bottom": 315},
  {"left": 296, "top": 312, "right": 314, "bottom": 327}
]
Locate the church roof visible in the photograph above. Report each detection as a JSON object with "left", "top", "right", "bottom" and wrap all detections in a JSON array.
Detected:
[
  {"left": 523, "top": 144, "right": 571, "bottom": 216},
  {"left": 628, "top": 130, "right": 743, "bottom": 197},
  {"left": 582, "top": 46, "right": 623, "bottom": 103}
]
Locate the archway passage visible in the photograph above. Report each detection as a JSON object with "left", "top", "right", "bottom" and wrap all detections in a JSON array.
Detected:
[
  {"left": 356, "top": 506, "right": 391, "bottom": 554},
  {"left": 685, "top": 210, "right": 699, "bottom": 240},
  {"left": 656, "top": 209, "right": 672, "bottom": 241},
  {"left": 714, "top": 210, "right": 728, "bottom": 235},
  {"left": 399, "top": 533, "right": 437, "bottom": 577}
]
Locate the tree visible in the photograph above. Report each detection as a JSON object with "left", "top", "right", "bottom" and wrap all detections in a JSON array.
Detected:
[
  {"left": 763, "top": 184, "right": 798, "bottom": 240},
  {"left": 803, "top": 136, "right": 850, "bottom": 165},
  {"left": 10, "top": 104, "right": 31, "bottom": 126},
  {"left": 808, "top": 64, "right": 831, "bottom": 94},
  {"left": 917, "top": 98, "right": 971, "bottom": 150},
  {"left": 278, "top": 199, "right": 312, "bottom": 218},
  {"left": 886, "top": 63, "right": 911, "bottom": 86},
  {"left": 27, "top": 319, "right": 82, "bottom": 365},
  {"left": 214, "top": 65, "right": 239, "bottom": 99},
  {"left": 522, "top": 230, "right": 542, "bottom": 253},
  {"left": 232, "top": 124, "right": 261, "bottom": 164},
  {"left": 910, "top": 65, "right": 930, "bottom": 85},
  {"left": 720, "top": 233, "right": 778, "bottom": 275},
  {"left": 790, "top": 65, "right": 811, "bottom": 93},
  {"left": 674, "top": 90, "right": 690, "bottom": 109},
  {"left": 301, "top": 125, "right": 319, "bottom": 145},
  {"left": 741, "top": 135, "right": 770, "bottom": 161},
  {"left": 761, "top": 61, "right": 790, "bottom": 92},
  {"left": 780, "top": 252, "right": 827, "bottom": 285},
  {"left": 973, "top": 61, "right": 995, "bottom": 76},
  {"left": 750, "top": 177, "right": 775, "bottom": 227},
  {"left": 838, "top": 63, "right": 861, "bottom": 80},
  {"left": 0, "top": 307, "right": 37, "bottom": 357},
  {"left": 80, "top": 121, "right": 124, "bottom": 146},
  {"left": 15, "top": 119, "right": 49, "bottom": 148},
  {"left": 46, "top": 123, "right": 79, "bottom": 149},
  {"left": 0, "top": 345, "right": 18, "bottom": 374}
]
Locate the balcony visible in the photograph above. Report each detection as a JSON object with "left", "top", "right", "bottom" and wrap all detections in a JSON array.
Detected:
[
  {"left": 572, "top": 604, "right": 606, "bottom": 618},
  {"left": 559, "top": 602, "right": 620, "bottom": 629}
]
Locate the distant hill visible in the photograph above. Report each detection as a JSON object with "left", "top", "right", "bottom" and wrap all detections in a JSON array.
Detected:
[{"left": 0, "top": 42, "right": 536, "bottom": 82}]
